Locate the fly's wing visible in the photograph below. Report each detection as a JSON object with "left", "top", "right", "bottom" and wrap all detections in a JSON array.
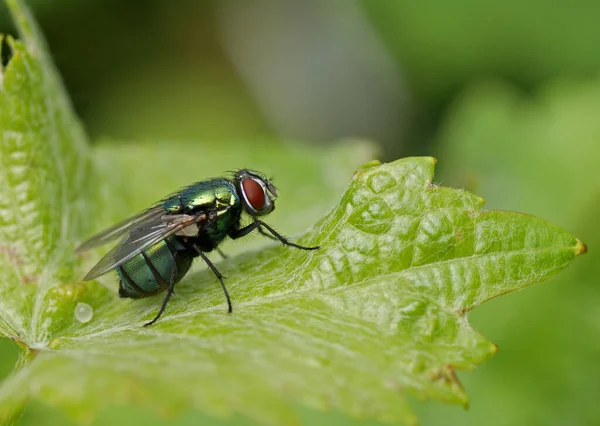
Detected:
[
  {"left": 75, "top": 207, "right": 165, "bottom": 253},
  {"left": 82, "top": 213, "right": 206, "bottom": 281}
]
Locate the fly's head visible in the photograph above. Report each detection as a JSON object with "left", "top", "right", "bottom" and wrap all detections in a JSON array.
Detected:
[{"left": 234, "top": 169, "right": 277, "bottom": 217}]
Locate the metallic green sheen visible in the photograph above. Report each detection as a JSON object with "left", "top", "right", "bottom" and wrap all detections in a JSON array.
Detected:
[
  {"left": 118, "top": 178, "right": 243, "bottom": 298},
  {"left": 117, "top": 237, "right": 193, "bottom": 298},
  {"left": 162, "top": 178, "right": 242, "bottom": 243},
  {"left": 163, "top": 179, "right": 240, "bottom": 213}
]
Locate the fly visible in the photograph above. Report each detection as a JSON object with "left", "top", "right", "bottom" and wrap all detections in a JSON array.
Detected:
[{"left": 76, "top": 169, "right": 319, "bottom": 326}]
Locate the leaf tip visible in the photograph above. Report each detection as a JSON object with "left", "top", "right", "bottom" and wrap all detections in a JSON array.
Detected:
[{"left": 575, "top": 239, "right": 588, "bottom": 255}]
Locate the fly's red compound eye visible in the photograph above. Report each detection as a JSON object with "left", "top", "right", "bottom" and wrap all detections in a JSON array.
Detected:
[{"left": 242, "top": 178, "right": 266, "bottom": 211}]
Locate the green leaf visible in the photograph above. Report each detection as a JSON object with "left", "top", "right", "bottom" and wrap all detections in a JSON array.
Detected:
[
  {"left": 0, "top": 148, "right": 586, "bottom": 424},
  {"left": 421, "top": 77, "right": 600, "bottom": 426},
  {"left": 0, "top": 0, "right": 90, "bottom": 343},
  {"left": 0, "top": 2, "right": 587, "bottom": 425}
]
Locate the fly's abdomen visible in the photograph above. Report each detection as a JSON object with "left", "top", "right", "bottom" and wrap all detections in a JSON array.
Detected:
[{"left": 117, "top": 238, "right": 193, "bottom": 299}]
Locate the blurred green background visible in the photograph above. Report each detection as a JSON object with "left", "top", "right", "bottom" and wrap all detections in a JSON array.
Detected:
[{"left": 0, "top": 1, "right": 598, "bottom": 425}]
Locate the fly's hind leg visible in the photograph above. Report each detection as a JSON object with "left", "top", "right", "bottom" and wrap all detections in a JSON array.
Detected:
[{"left": 142, "top": 243, "right": 179, "bottom": 327}]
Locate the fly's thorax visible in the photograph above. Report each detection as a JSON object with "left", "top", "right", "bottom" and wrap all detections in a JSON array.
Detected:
[
  {"left": 179, "top": 179, "right": 240, "bottom": 212},
  {"left": 210, "top": 205, "right": 242, "bottom": 241}
]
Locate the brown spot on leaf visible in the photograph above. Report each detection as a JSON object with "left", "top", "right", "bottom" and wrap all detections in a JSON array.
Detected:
[
  {"left": 453, "top": 305, "right": 468, "bottom": 315},
  {"left": 10, "top": 335, "right": 40, "bottom": 359},
  {"left": 0, "top": 245, "right": 23, "bottom": 265},
  {"left": 21, "top": 274, "right": 39, "bottom": 285},
  {"left": 576, "top": 239, "right": 588, "bottom": 255},
  {"left": 431, "top": 365, "right": 468, "bottom": 407}
]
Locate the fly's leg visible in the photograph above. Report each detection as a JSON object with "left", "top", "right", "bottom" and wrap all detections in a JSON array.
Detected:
[
  {"left": 142, "top": 241, "right": 179, "bottom": 327},
  {"left": 231, "top": 220, "right": 319, "bottom": 251},
  {"left": 193, "top": 244, "right": 233, "bottom": 313},
  {"left": 216, "top": 247, "right": 229, "bottom": 260},
  {"left": 258, "top": 226, "right": 278, "bottom": 242}
]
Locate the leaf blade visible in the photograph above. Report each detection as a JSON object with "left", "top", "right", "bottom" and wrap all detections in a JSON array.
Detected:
[
  {"left": 0, "top": 29, "right": 91, "bottom": 342},
  {"left": 0, "top": 157, "right": 585, "bottom": 426}
]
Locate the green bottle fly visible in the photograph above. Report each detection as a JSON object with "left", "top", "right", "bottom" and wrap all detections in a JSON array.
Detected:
[{"left": 76, "top": 170, "right": 318, "bottom": 326}]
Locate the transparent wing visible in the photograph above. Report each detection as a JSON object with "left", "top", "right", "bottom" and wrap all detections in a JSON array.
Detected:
[
  {"left": 82, "top": 213, "right": 204, "bottom": 281},
  {"left": 75, "top": 207, "right": 165, "bottom": 253}
]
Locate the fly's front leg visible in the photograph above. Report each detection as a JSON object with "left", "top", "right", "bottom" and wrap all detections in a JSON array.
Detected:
[
  {"left": 257, "top": 226, "right": 278, "bottom": 242},
  {"left": 230, "top": 220, "right": 319, "bottom": 251}
]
